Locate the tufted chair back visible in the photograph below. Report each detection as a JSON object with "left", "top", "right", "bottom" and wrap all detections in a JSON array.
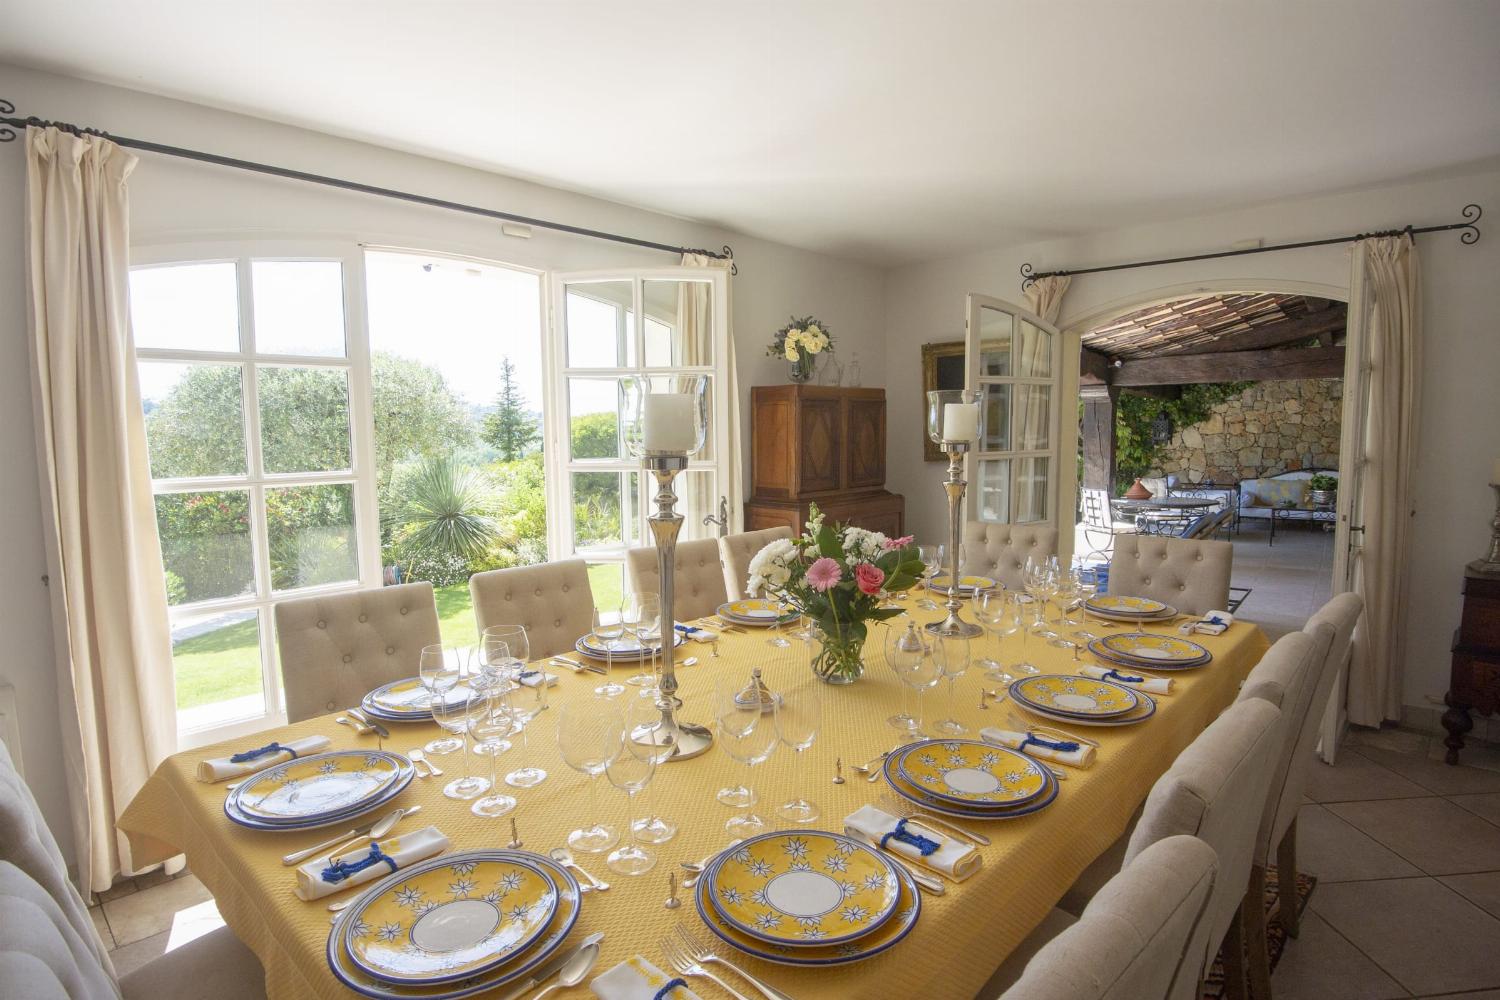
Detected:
[
  {"left": 274, "top": 583, "right": 441, "bottom": 723},
  {"left": 718, "top": 527, "right": 795, "bottom": 600},
  {"left": 962, "top": 522, "right": 1059, "bottom": 591},
  {"left": 624, "top": 539, "right": 728, "bottom": 623},
  {"left": 470, "top": 560, "right": 595, "bottom": 661},
  {"left": 0, "top": 861, "right": 120, "bottom": 1000},
  {"left": 1305, "top": 592, "right": 1364, "bottom": 692},
  {"left": 1107, "top": 535, "right": 1232, "bottom": 615}
]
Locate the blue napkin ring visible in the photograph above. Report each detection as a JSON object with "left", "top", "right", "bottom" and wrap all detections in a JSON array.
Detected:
[
  {"left": 1019, "top": 734, "right": 1081, "bottom": 754},
  {"left": 319, "top": 842, "right": 398, "bottom": 884},
  {"left": 673, "top": 624, "right": 700, "bottom": 634},
  {"left": 653, "top": 978, "right": 688, "bottom": 1000},
  {"left": 879, "top": 818, "right": 940, "bottom": 857},
  {"left": 1102, "top": 669, "right": 1145, "bottom": 684},
  {"left": 229, "top": 741, "right": 297, "bottom": 763}
]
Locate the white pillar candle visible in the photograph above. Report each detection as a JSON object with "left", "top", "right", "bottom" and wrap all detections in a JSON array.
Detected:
[
  {"left": 1492, "top": 458, "right": 1500, "bottom": 485},
  {"left": 643, "top": 393, "right": 697, "bottom": 452},
  {"left": 942, "top": 402, "right": 980, "bottom": 442}
]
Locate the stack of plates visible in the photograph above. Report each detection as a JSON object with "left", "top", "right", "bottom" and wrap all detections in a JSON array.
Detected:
[
  {"left": 327, "top": 849, "right": 582, "bottom": 999},
  {"left": 695, "top": 831, "right": 920, "bottom": 966},
  {"left": 224, "top": 750, "right": 414, "bottom": 831},
  {"left": 360, "top": 678, "right": 473, "bottom": 724},
  {"left": 716, "top": 599, "right": 799, "bottom": 627},
  {"left": 1082, "top": 594, "right": 1177, "bottom": 622},
  {"left": 927, "top": 575, "right": 997, "bottom": 597},
  {"left": 1007, "top": 674, "right": 1158, "bottom": 728},
  {"left": 881, "top": 739, "right": 1059, "bottom": 820},
  {"left": 1088, "top": 633, "right": 1212, "bottom": 671},
  {"left": 574, "top": 631, "right": 683, "bottom": 661}
]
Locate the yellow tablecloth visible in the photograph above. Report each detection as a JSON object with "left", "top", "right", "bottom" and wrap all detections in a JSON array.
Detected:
[{"left": 120, "top": 608, "right": 1268, "bottom": 1000}]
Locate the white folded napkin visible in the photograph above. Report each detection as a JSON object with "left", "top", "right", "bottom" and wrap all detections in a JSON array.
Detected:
[
  {"left": 1182, "top": 610, "right": 1233, "bottom": 636},
  {"left": 980, "top": 727, "right": 1096, "bottom": 769},
  {"left": 843, "top": 805, "right": 982, "bottom": 881},
  {"left": 591, "top": 956, "right": 703, "bottom": 1000},
  {"left": 1080, "top": 664, "right": 1173, "bottom": 695},
  {"left": 195, "top": 735, "right": 332, "bottom": 783},
  {"left": 687, "top": 629, "right": 720, "bottom": 643},
  {"left": 516, "top": 669, "right": 560, "bottom": 688},
  {"left": 293, "top": 824, "right": 450, "bottom": 901}
]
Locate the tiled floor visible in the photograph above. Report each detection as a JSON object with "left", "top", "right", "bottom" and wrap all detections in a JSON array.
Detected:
[
  {"left": 1273, "top": 727, "right": 1500, "bottom": 999},
  {"left": 89, "top": 867, "right": 225, "bottom": 977}
]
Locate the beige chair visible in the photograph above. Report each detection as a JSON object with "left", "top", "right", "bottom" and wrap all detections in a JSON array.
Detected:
[
  {"left": 718, "top": 526, "right": 795, "bottom": 600},
  {"left": 962, "top": 522, "right": 1059, "bottom": 591},
  {"left": 274, "top": 582, "right": 441, "bottom": 723},
  {"left": 999, "top": 836, "right": 1221, "bottom": 1000},
  {"left": 624, "top": 538, "right": 729, "bottom": 622},
  {"left": 1107, "top": 535, "right": 1233, "bottom": 615},
  {"left": 470, "top": 560, "right": 595, "bottom": 661}
]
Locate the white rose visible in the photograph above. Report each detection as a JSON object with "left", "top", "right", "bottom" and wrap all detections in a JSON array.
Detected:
[
  {"left": 784, "top": 343, "right": 800, "bottom": 361},
  {"left": 805, "top": 324, "right": 822, "bottom": 337}
]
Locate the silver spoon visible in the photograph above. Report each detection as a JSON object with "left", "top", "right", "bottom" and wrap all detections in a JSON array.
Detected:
[
  {"left": 407, "top": 747, "right": 443, "bottom": 776},
  {"left": 549, "top": 846, "right": 609, "bottom": 892},
  {"left": 531, "top": 937, "right": 601, "bottom": 999},
  {"left": 285, "top": 804, "right": 420, "bottom": 867}
]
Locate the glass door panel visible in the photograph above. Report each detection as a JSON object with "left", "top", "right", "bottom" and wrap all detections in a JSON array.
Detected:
[
  {"left": 1014, "top": 385, "right": 1052, "bottom": 450},
  {"left": 564, "top": 280, "right": 635, "bottom": 368}
]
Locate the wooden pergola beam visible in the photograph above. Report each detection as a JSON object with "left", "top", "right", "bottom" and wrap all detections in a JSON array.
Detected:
[
  {"left": 1113, "top": 346, "right": 1346, "bottom": 386},
  {"left": 1156, "top": 305, "right": 1345, "bottom": 356},
  {"left": 1080, "top": 345, "right": 1113, "bottom": 385}
]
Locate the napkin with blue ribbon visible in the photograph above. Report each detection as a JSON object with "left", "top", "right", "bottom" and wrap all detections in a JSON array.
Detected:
[
  {"left": 1079, "top": 664, "right": 1173, "bottom": 695},
  {"left": 1181, "top": 610, "right": 1233, "bottom": 636},
  {"left": 980, "top": 727, "right": 1096, "bottom": 769},
  {"left": 293, "top": 824, "right": 449, "bottom": 901},
  {"left": 591, "top": 955, "right": 702, "bottom": 1000},
  {"left": 673, "top": 623, "right": 719, "bottom": 643},
  {"left": 844, "top": 805, "right": 982, "bottom": 881},
  {"left": 195, "top": 735, "right": 332, "bottom": 783},
  {"left": 516, "top": 669, "right": 559, "bottom": 688}
]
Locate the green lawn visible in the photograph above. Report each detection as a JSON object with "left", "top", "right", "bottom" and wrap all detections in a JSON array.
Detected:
[{"left": 172, "top": 564, "right": 627, "bottom": 711}]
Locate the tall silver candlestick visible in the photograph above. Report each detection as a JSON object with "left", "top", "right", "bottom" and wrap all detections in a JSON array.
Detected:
[{"left": 928, "top": 440, "right": 983, "bottom": 638}]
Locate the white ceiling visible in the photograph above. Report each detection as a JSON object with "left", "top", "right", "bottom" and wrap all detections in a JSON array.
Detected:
[{"left": 3, "top": 0, "right": 1498, "bottom": 265}]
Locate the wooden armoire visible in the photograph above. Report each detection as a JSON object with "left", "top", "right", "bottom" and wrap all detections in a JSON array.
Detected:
[{"left": 745, "top": 385, "right": 905, "bottom": 536}]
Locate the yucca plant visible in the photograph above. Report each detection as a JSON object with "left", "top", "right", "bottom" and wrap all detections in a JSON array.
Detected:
[{"left": 386, "top": 458, "right": 501, "bottom": 570}]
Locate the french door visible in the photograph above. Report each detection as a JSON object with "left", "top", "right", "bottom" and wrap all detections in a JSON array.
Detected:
[{"left": 963, "top": 294, "right": 1077, "bottom": 565}]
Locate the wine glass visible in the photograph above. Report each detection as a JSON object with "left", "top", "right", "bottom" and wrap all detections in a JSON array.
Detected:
[
  {"left": 885, "top": 621, "right": 926, "bottom": 733},
  {"left": 767, "top": 591, "right": 792, "bottom": 648},
  {"left": 624, "top": 593, "right": 661, "bottom": 689},
  {"left": 592, "top": 604, "right": 626, "bottom": 698},
  {"left": 418, "top": 643, "right": 466, "bottom": 754},
  {"left": 557, "top": 700, "right": 623, "bottom": 852},
  {"left": 1072, "top": 567, "right": 1101, "bottom": 642},
  {"left": 775, "top": 680, "right": 822, "bottom": 823},
  {"left": 432, "top": 682, "right": 490, "bottom": 801},
  {"left": 930, "top": 635, "right": 972, "bottom": 736},
  {"left": 937, "top": 542, "right": 967, "bottom": 597},
  {"left": 624, "top": 697, "right": 677, "bottom": 844},
  {"left": 715, "top": 678, "right": 779, "bottom": 837},
  {"left": 474, "top": 636, "right": 519, "bottom": 756},
  {"left": 503, "top": 673, "right": 547, "bottom": 788},
  {"left": 604, "top": 750, "right": 657, "bottom": 875},
  {"left": 481, "top": 625, "right": 529, "bottom": 679},
  {"left": 973, "top": 587, "right": 1011, "bottom": 679},
  {"left": 1012, "top": 590, "right": 1042, "bottom": 676},
  {"left": 891, "top": 634, "right": 944, "bottom": 736},
  {"left": 466, "top": 690, "right": 517, "bottom": 818},
  {"left": 916, "top": 545, "right": 941, "bottom": 610}
]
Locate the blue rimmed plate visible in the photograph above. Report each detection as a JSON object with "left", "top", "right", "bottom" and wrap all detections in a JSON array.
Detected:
[
  {"left": 892, "top": 740, "right": 1050, "bottom": 808},
  {"left": 361, "top": 678, "right": 474, "bottom": 722},
  {"left": 1012, "top": 689, "right": 1159, "bottom": 728},
  {"left": 1009, "top": 675, "right": 1140, "bottom": 719},
  {"left": 224, "top": 751, "right": 413, "bottom": 831},
  {"left": 1089, "top": 633, "right": 1211, "bottom": 669},
  {"left": 881, "top": 752, "right": 1059, "bottom": 820}
]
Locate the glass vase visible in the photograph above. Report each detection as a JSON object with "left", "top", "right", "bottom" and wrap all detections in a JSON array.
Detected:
[
  {"left": 788, "top": 348, "right": 815, "bottom": 383},
  {"left": 811, "top": 622, "right": 866, "bottom": 685}
]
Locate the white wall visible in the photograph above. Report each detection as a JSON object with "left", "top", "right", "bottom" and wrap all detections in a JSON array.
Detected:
[
  {"left": 0, "top": 62, "right": 887, "bottom": 860},
  {"left": 884, "top": 167, "right": 1500, "bottom": 719}
]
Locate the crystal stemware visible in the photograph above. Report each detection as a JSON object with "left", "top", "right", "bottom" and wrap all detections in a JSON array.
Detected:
[
  {"left": 605, "top": 750, "right": 657, "bottom": 875},
  {"left": 715, "top": 678, "right": 778, "bottom": 837},
  {"left": 885, "top": 621, "right": 927, "bottom": 733},
  {"left": 624, "top": 592, "right": 660, "bottom": 689},
  {"left": 767, "top": 591, "right": 792, "bottom": 648},
  {"left": 916, "top": 545, "right": 941, "bottom": 610},
  {"left": 466, "top": 690, "right": 517, "bottom": 818},
  {"left": 624, "top": 697, "right": 677, "bottom": 844},
  {"left": 974, "top": 587, "right": 1013, "bottom": 681},
  {"left": 775, "top": 679, "right": 822, "bottom": 823},
  {"left": 432, "top": 682, "right": 490, "bottom": 801},
  {"left": 418, "top": 642, "right": 466, "bottom": 755},
  {"left": 930, "top": 634, "right": 972, "bottom": 736},
  {"left": 592, "top": 604, "right": 627, "bottom": 698},
  {"left": 892, "top": 634, "right": 944, "bottom": 737},
  {"left": 473, "top": 636, "right": 518, "bottom": 756},
  {"left": 503, "top": 672, "right": 547, "bottom": 788},
  {"left": 557, "top": 700, "right": 623, "bottom": 852}
]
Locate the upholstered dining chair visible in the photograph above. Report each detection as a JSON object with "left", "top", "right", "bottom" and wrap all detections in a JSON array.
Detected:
[
  {"left": 961, "top": 522, "right": 1059, "bottom": 591},
  {"left": 274, "top": 582, "right": 441, "bottom": 724},
  {"left": 998, "top": 836, "right": 1221, "bottom": 1000},
  {"left": 718, "top": 526, "right": 795, "bottom": 601},
  {"left": 1107, "top": 535, "right": 1233, "bottom": 615},
  {"left": 470, "top": 559, "right": 596, "bottom": 661},
  {"left": 624, "top": 538, "right": 729, "bottom": 623}
]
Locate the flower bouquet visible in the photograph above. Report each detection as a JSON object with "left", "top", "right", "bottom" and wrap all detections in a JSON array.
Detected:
[
  {"left": 767, "top": 316, "right": 833, "bottom": 383},
  {"left": 746, "top": 505, "right": 926, "bottom": 683}
]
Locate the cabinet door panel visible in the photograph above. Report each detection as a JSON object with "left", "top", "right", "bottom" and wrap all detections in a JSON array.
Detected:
[
  {"left": 846, "top": 397, "right": 887, "bottom": 490},
  {"left": 797, "top": 397, "right": 843, "bottom": 494}
]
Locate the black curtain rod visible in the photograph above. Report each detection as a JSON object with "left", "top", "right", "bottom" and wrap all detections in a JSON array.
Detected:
[
  {"left": 0, "top": 100, "right": 736, "bottom": 272},
  {"left": 1019, "top": 204, "right": 1481, "bottom": 289}
]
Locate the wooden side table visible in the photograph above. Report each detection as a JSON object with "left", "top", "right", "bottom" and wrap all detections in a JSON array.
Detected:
[{"left": 1442, "top": 569, "right": 1500, "bottom": 764}]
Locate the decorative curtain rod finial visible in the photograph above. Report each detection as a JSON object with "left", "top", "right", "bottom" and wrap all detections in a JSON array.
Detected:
[{"left": 0, "top": 99, "right": 15, "bottom": 143}]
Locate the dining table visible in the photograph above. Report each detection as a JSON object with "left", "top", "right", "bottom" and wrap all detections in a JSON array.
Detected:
[{"left": 119, "top": 598, "right": 1270, "bottom": 1000}]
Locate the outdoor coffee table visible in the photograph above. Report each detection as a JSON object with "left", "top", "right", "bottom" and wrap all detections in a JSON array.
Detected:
[{"left": 1269, "top": 503, "right": 1336, "bottom": 546}]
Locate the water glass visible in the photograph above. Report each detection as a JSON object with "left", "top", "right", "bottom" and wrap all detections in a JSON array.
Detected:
[
  {"left": 503, "top": 675, "right": 547, "bottom": 789},
  {"left": 592, "top": 604, "right": 626, "bottom": 698},
  {"left": 715, "top": 677, "right": 779, "bottom": 836},
  {"left": 418, "top": 643, "right": 467, "bottom": 754},
  {"left": 466, "top": 690, "right": 516, "bottom": 818},
  {"left": 775, "top": 680, "right": 822, "bottom": 823},
  {"left": 557, "top": 701, "right": 623, "bottom": 852},
  {"left": 891, "top": 635, "right": 944, "bottom": 735},
  {"left": 885, "top": 622, "right": 927, "bottom": 733},
  {"left": 624, "top": 593, "right": 661, "bottom": 688},
  {"left": 917, "top": 545, "right": 941, "bottom": 610},
  {"left": 605, "top": 751, "right": 657, "bottom": 875},
  {"left": 930, "top": 635, "right": 972, "bottom": 736},
  {"left": 432, "top": 683, "right": 490, "bottom": 801},
  {"left": 624, "top": 697, "right": 677, "bottom": 844}
]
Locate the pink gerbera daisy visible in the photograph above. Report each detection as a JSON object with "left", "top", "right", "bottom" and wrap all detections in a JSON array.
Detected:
[{"left": 806, "top": 557, "right": 842, "bottom": 592}]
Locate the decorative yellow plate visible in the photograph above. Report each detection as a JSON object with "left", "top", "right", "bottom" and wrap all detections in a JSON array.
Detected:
[
  {"left": 343, "top": 856, "right": 558, "bottom": 984},
  {"left": 893, "top": 740, "right": 1048, "bottom": 806},
  {"left": 929, "top": 575, "right": 997, "bottom": 595},
  {"left": 1084, "top": 594, "right": 1170, "bottom": 616},
  {"left": 697, "top": 851, "right": 920, "bottom": 965},
  {"left": 235, "top": 751, "right": 407, "bottom": 821},
  {"left": 1094, "top": 633, "right": 1211, "bottom": 665},
  {"left": 882, "top": 757, "right": 1059, "bottom": 819},
  {"left": 364, "top": 678, "right": 472, "bottom": 717},
  {"left": 575, "top": 632, "right": 683, "bottom": 661},
  {"left": 1010, "top": 675, "right": 1140, "bottom": 718},
  {"left": 705, "top": 832, "right": 900, "bottom": 947},
  {"left": 327, "top": 851, "right": 581, "bottom": 999}
]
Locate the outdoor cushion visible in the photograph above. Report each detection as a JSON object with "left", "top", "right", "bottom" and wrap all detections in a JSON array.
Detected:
[{"left": 1248, "top": 479, "right": 1308, "bottom": 507}]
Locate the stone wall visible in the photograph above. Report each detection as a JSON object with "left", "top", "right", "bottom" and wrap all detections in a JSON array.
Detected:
[{"left": 1150, "top": 378, "right": 1342, "bottom": 481}]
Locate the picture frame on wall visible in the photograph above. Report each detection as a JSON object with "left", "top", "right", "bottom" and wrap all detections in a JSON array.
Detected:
[{"left": 921, "top": 340, "right": 965, "bottom": 462}]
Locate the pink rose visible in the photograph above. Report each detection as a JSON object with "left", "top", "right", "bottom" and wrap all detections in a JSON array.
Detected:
[
  {"left": 882, "top": 535, "right": 915, "bottom": 550},
  {"left": 855, "top": 563, "right": 886, "bottom": 596},
  {"left": 806, "top": 557, "right": 842, "bottom": 592}
]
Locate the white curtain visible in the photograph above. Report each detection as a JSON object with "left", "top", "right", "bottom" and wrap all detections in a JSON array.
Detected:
[
  {"left": 1346, "top": 235, "right": 1420, "bottom": 726},
  {"left": 1024, "top": 274, "right": 1071, "bottom": 324},
  {"left": 681, "top": 253, "right": 741, "bottom": 532},
  {"left": 26, "top": 127, "right": 178, "bottom": 891}
]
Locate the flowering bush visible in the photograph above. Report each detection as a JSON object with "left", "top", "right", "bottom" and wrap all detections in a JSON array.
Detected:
[
  {"left": 747, "top": 505, "right": 924, "bottom": 680},
  {"left": 767, "top": 316, "right": 834, "bottom": 366}
]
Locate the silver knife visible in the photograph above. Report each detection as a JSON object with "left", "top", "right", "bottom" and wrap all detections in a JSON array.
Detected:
[
  {"left": 493, "top": 932, "right": 604, "bottom": 1000},
  {"left": 349, "top": 708, "right": 391, "bottom": 740}
]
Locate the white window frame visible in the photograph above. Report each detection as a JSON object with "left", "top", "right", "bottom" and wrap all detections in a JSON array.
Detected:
[{"left": 132, "top": 241, "right": 380, "bottom": 747}]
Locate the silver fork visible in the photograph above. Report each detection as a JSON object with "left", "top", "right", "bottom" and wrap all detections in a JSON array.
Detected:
[
  {"left": 659, "top": 935, "right": 753, "bottom": 1000},
  {"left": 673, "top": 926, "right": 797, "bottom": 1000}
]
